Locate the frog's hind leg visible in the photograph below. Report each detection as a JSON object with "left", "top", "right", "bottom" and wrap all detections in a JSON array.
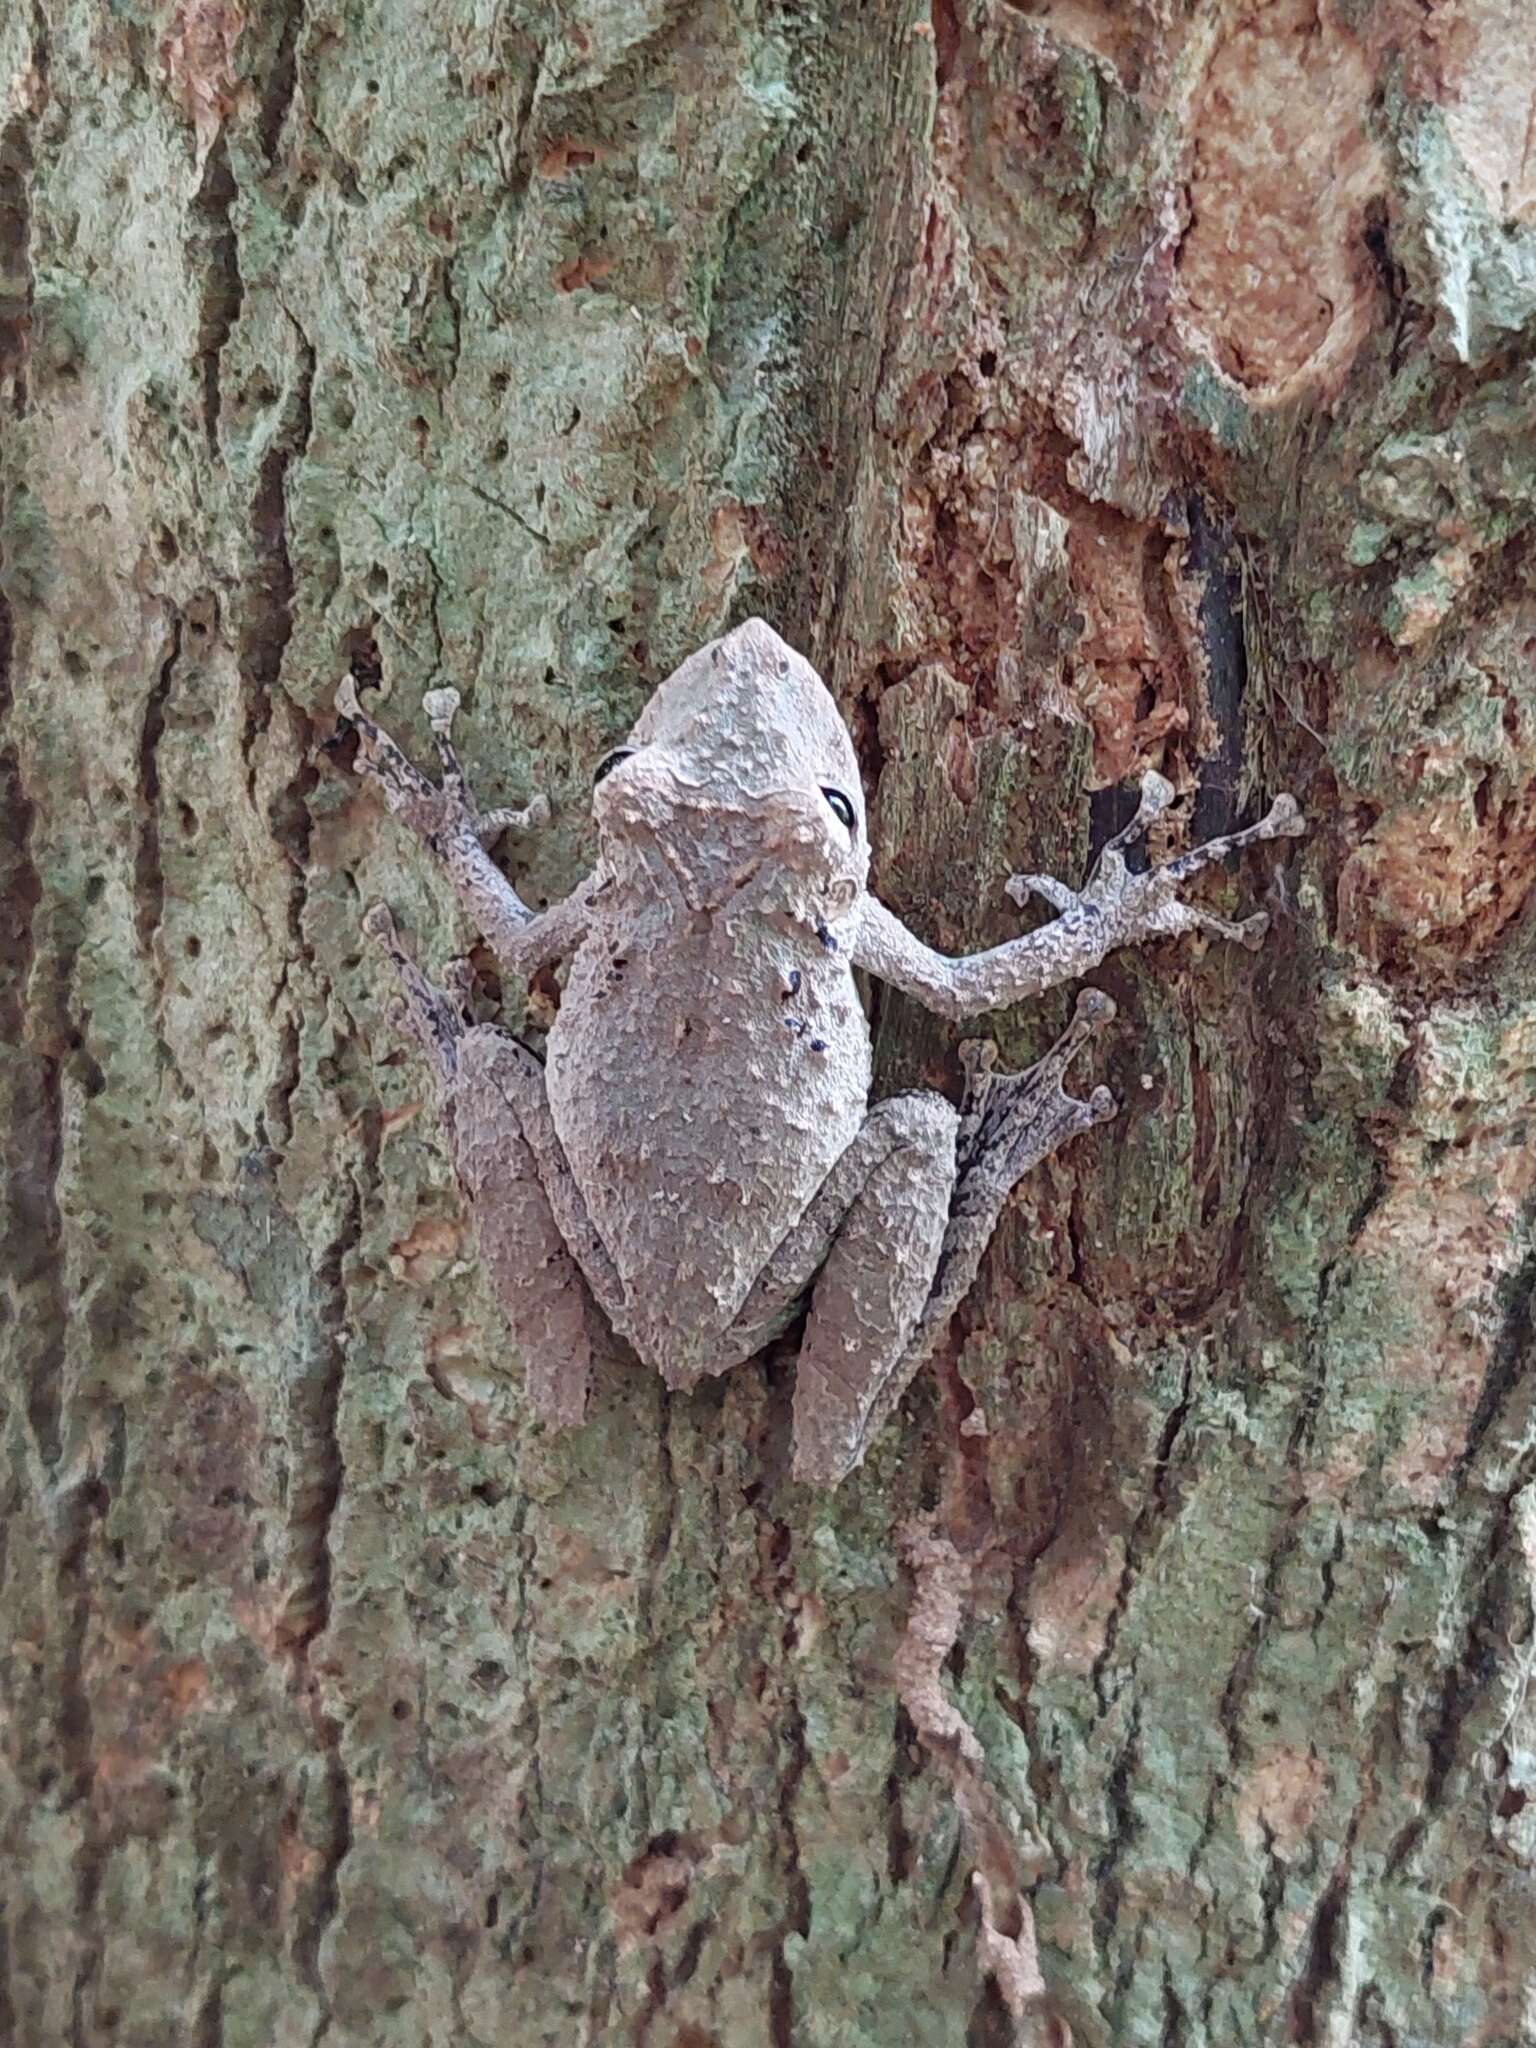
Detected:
[
  {"left": 792, "top": 990, "right": 1116, "bottom": 1486},
  {"left": 780, "top": 1094, "right": 959, "bottom": 1485},
  {"left": 363, "top": 903, "right": 613, "bottom": 1431},
  {"left": 702, "top": 1093, "right": 961, "bottom": 1388},
  {"left": 363, "top": 902, "right": 469, "bottom": 1082}
]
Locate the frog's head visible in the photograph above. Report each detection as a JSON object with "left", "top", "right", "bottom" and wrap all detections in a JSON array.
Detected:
[{"left": 592, "top": 618, "right": 869, "bottom": 923}]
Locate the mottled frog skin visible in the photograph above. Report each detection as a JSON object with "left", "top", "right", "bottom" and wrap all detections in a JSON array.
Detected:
[
  {"left": 549, "top": 634, "right": 873, "bottom": 1377},
  {"left": 342, "top": 619, "right": 1303, "bottom": 1482}
]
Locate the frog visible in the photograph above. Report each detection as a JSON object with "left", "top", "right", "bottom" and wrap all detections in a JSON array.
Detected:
[{"left": 338, "top": 617, "right": 1303, "bottom": 1484}]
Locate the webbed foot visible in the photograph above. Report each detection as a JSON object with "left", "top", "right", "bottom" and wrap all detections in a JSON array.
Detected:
[
  {"left": 338, "top": 677, "right": 548, "bottom": 846},
  {"left": 841, "top": 993, "right": 1120, "bottom": 1479},
  {"left": 954, "top": 987, "right": 1118, "bottom": 1196},
  {"left": 1006, "top": 772, "right": 1304, "bottom": 954}
]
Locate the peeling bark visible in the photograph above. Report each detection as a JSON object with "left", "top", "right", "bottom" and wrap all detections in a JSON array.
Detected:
[{"left": 4, "top": 2, "right": 1536, "bottom": 2044}]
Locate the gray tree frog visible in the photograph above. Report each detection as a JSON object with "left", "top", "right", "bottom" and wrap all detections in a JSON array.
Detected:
[{"left": 339, "top": 619, "right": 1302, "bottom": 1484}]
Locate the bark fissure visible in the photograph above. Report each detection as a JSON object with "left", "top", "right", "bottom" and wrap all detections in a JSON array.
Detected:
[
  {"left": 60, "top": 1475, "right": 108, "bottom": 2048},
  {"left": 1459, "top": 1228, "right": 1536, "bottom": 1474},
  {"left": 0, "top": 575, "right": 69, "bottom": 1478},
  {"left": 1284, "top": 1849, "right": 1351, "bottom": 2043},
  {"left": 0, "top": 113, "right": 35, "bottom": 401},
  {"left": 298, "top": 1744, "right": 353, "bottom": 2046},
  {"left": 16, "top": 1051, "right": 65, "bottom": 1473},
  {"left": 769, "top": 1517, "right": 811, "bottom": 2048},
  {"left": 240, "top": 324, "right": 314, "bottom": 802},
  {"left": 192, "top": 136, "right": 242, "bottom": 452},
  {"left": 258, "top": 0, "right": 305, "bottom": 167},
  {"left": 884, "top": 1706, "right": 917, "bottom": 1884},
  {"left": 277, "top": 1181, "right": 357, "bottom": 1662},
  {"left": 0, "top": 1906, "right": 14, "bottom": 2047},
  {"left": 1187, "top": 495, "right": 1248, "bottom": 844},
  {"left": 193, "top": 1975, "right": 225, "bottom": 2048},
  {"left": 134, "top": 609, "right": 180, "bottom": 972},
  {"left": 0, "top": 0, "right": 45, "bottom": 408},
  {"left": 1089, "top": 1351, "right": 1202, "bottom": 1722}
]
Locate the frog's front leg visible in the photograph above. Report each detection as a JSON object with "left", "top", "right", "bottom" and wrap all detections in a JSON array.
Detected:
[
  {"left": 338, "top": 677, "right": 593, "bottom": 980},
  {"left": 853, "top": 773, "right": 1304, "bottom": 1017},
  {"left": 363, "top": 905, "right": 622, "bottom": 1429},
  {"left": 791, "top": 991, "right": 1116, "bottom": 1486}
]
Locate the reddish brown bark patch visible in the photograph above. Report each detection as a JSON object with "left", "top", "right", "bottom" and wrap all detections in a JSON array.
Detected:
[
  {"left": 1176, "top": 0, "right": 1384, "bottom": 401},
  {"left": 538, "top": 139, "right": 602, "bottom": 178},
  {"left": 159, "top": 0, "right": 245, "bottom": 152},
  {"left": 1337, "top": 780, "right": 1536, "bottom": 974},
  {"left": 555, "top": 250, "right": 614, "bottom": 293}
]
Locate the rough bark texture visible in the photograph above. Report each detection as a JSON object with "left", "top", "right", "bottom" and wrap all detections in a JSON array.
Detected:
[{"left": 4, "top": 3, "right": 1535, "bottom": 2044}]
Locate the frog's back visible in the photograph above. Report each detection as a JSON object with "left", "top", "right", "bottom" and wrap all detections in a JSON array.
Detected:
[{"left": 545, "top": 910, "right": 870, "bottom": 1373}]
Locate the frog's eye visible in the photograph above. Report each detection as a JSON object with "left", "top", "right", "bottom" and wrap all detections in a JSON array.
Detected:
[
  {"left": 821, "top": 786, "right": 857, "bottom": 834},
  {"left": 593, "top": 748, "right": 635, "bottom": 787}
]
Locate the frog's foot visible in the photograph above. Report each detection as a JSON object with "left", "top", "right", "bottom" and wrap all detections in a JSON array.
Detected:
[
  {"left": 1006, "top": 772, "right": 1304, "bottom": 955},
  {"left": 796, "top": 993, "right": 1118, "bottom": 1487},
  {"left": 338, "top": 677, "right": 549, "bottom": 847},
  {"left": 887, "top": 995, "right": 1116, "bottom": 1428},
  {"left": 362, "top": 902, "right": 466, "bottom": 1083},
  {"left": 952, "top": 988, "right": 1118, "bottom": 1198}
]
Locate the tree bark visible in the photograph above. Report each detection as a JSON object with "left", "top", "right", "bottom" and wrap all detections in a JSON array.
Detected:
[{"left": 4, "top": 2, "right": 1535, "bottom": 2043}]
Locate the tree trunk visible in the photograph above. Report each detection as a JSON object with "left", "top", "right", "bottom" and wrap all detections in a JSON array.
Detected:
[{"left": 5, "top": 2, "right": 1535, "bottom": 2042}]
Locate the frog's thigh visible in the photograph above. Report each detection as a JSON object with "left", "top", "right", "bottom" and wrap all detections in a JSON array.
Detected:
[
  {"left": 716, "top": 1092, "right": 958, "bottom": 1370},
  {"left": 784, "top": 1092, "right": 958, "bottom": 1486},
  {"left": 448, "top": 1029, "right": 618, "bottom": 1430}
]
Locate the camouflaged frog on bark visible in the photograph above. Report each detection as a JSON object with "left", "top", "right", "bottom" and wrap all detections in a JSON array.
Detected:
[{"left": 340, "top": 619, "right": 1304, "bottom": 1484}]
